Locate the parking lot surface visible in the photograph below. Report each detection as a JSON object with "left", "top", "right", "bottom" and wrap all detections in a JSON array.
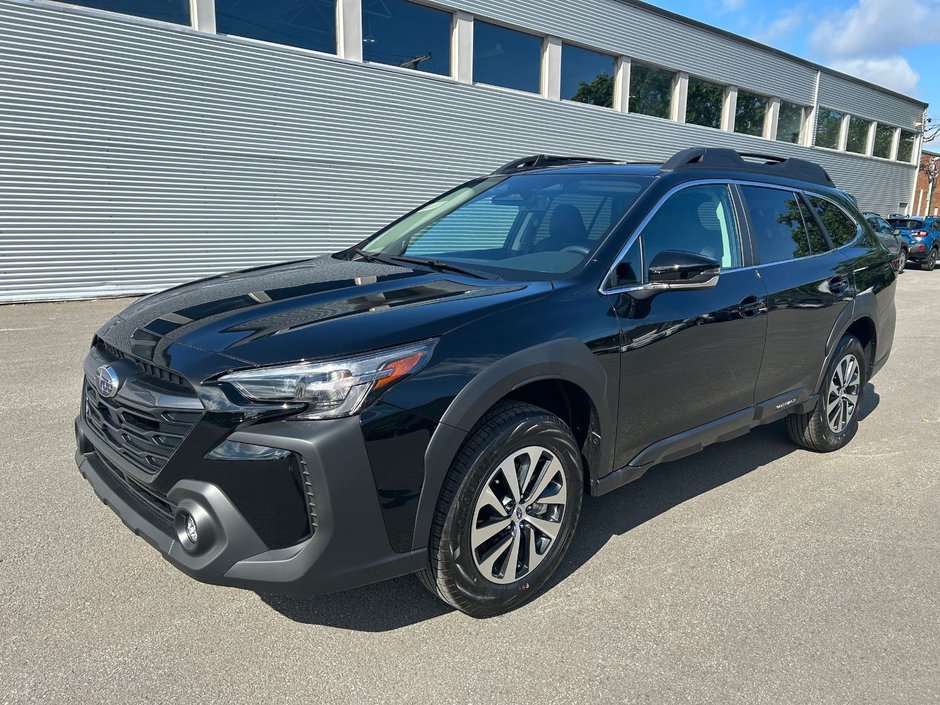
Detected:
[{"left": 1, "top": 272, "right": 938, "bottom": 704}]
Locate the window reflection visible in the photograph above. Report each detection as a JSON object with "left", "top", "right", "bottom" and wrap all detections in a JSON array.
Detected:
[
  {"left": 473, "top": 21, "right": 542, "bottom": 94},
  {"left": 686, "top": 77, "right": 723, "bottom": 129},
  {"left": 873, "top": 124, "right": 895, "bottom": 159},
  {"left": 216, "top": 0, "right": 336, "bottom": 53},
  {"left": 845, "top": 116, "right": 871, "bottom": 154},
  {"left": 734, "top": 90, "right": 766, "bottom": 136},
  {"left": 561, "top": 44, "right": 615, "bottom": 107},
  {"left": 53, "top": 0, "right": 189, "bottom": 24},
  {"left": 897, "top": 130, "right": 916, "bottom": 162},
  {"left": 629, "top": 62, "right": 673, "bottom": 119},
  {"left": 362, "top": 0, "right": 451, "bottom": 75},
  {"left": 815, "top": 108, "right": 844, "bottom": 150},
  {"left": 776, "top": 101, "right": 804, "bottom": 143}
]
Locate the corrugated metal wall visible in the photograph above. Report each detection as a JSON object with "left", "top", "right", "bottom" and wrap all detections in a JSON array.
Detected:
[{"left": 0, "top": 0, "right": 923, "bottom": 302}]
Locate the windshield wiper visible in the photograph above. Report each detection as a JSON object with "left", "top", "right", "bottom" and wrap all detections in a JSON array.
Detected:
[
  {"left": 387, "top": 255, "right": 498, "bottom": 280},
  {"left": 348, "top": 247, "right": 397, "bottom": 265}
]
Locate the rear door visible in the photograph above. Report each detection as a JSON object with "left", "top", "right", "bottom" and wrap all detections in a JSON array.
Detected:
[{"left": 740, "top": 185, "right": 855, "bottom": 402}]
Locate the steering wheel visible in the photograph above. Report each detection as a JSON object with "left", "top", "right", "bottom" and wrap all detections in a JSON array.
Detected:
[{"left": 560, "top": 245, "right": 590, "bottom": 256}]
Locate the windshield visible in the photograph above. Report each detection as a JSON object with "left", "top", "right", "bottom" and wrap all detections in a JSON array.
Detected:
[
  {"left": 360, "top": 173, "right": 652, "bottom": 278},
  {"left": 888, "top": 219, "right": 923, "bottom": 229}
]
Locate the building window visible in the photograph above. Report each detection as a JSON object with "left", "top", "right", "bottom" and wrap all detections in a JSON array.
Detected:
[
  {"left": 361, "top": 0, "right": 451, "bottom": 75},
  {"left": 815, "top": 108, "right": 844, "bottom": 150},
  {"left": 628, "top": 62, "right": 674, "bottom": 119},
  {"left": 897, "top": 130, "right": 917, "bottom": 162},
  {"left": 873, "top": 124, "right": 895, "bottom": 159},
  {"left": 685, "top": 77, "right": 724, "bottom": 129},
  {"left": 776, "top": 101, "right": 804, "bottom": 144},
  {"left": 734, "top": 90, "right": 766, "bottom": 137},
  {"left": 845, "top": 116, "right": 872, "bottom": 154},
  {"left": 53, "top": 0, "right": 190, "bottom": 24},
  {"left": 216, "top": 0, "right": 336, "bottom": 53},
  {"left": 561, "top": 44, "right": 615, "bottom": 107},
  {"left": 473, "top": 21, "right": 542, "bottom": 94}
]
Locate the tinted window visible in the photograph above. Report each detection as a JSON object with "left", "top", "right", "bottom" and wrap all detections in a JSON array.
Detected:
[
  {"left": 686, "top": 77, "right": 723, "bottom": 130},
  {"left": 809, "top": 196, "right": 859, "bottom": 246},
  {"left": 217, "top": 0, "right": 335, "bottom": 53},
  {"left": 866, "top": 216, "right": 892, "bottom": 234},
  {"left": 741, "top": 186, "right": 814, "bottom": 263},
  {"left": 734, "top": 91, "right": 766, "bottom": 137},
  {"left": 639, "top": 184, "right": 742, "bottom": 274},
  {"left": 362, "top": 0, "right": 451, "bottom": 75},
  {"left": 897, "top": 130, "right": 916, "bottom": 162},
  {"left": 473, "top": 21, "right": 541, "bottom": 94},
  {"left": 800, "top": 198, "right": 831, "bottom": 253},
  {"left": 815, "top": 108, "right": 844, "bottom": 150},
  {"left": 561, "top": 44, "right": 615, "bottom": 107},
  {"left": 776, "top": 102, "right": 804, "bottom": 143},
  {"left": 873, "top": 124, "right": 894, "bottom": 159},
  {"left": 888, "top": 219, "right": 924, "bottom": 230},
  {"left": 629, "top": 63, "right": 673, "bottom": 119},
  {"left": 845, "top": 116, "right": 872, "bottom": 154},
  {"left": 55, "top": 0, "right": 189, "bottom": 23}
]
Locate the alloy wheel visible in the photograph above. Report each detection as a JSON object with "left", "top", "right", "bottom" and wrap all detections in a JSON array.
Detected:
[
  {"left": 826, "top": 354, "right": 860, "bottom": 434},
  {"left": 470, "top": 445, "right": 567, "bottom": 585}
]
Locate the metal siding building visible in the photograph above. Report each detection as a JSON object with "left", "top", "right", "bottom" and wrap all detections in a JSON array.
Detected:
[{"left": 0, "top": 0, "right": 927, "bottom": 302}]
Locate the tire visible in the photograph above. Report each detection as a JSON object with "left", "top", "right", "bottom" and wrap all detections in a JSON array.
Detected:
[
  {"left": 786, "top": 335, "right": 867, "bottom": 452},
  {"left": 924, "top": 247, "right": 938, "bottom": 271},
  {"left": 418, "top": 401, "right": 583, "bottom": 618},
  {"left": 898, "top": 248, "right": 907, "bottom": 273}
]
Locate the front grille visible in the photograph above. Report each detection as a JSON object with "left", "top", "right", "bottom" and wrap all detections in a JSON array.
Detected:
[
  {"left": 97, "top": 339, "right": 189, "bottom": 388},
  {"left": 97, "top": 452, "right": 176, "bottom": 527}
]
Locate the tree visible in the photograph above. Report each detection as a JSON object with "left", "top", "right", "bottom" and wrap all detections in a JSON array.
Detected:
[{"left": 572, "top": 73, "right": 614, "bottom": 108}]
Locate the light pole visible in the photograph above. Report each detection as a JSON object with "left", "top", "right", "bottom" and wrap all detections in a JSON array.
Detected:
[{"left": 925, "top": 156, "right": 940, "bottom": 216}]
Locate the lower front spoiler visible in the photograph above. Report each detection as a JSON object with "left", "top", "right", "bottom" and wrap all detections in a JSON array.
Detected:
[{"left": 75, "top": 415, "right": 427, "bottom": 596}]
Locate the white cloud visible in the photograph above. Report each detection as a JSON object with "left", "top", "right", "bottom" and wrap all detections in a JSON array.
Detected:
[
  {"left": 720, "top": 0, "right": 747, "bottom": 10},
  {"left": 829, "top": 56, "right": 921, "bottom": 95},
  {"left": 810, "top": 0, "right": 940, "bottom": 57},
  {"left": 754, "top": 6, "right": 806, "bottom": 43}
]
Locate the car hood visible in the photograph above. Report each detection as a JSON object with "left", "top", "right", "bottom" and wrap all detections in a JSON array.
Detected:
[{"left": 96, "top": 256, "right": 549, "bottom": 379}]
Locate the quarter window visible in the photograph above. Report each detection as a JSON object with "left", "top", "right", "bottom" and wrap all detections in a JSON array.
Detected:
[
  {"left": 628, "top": 63, "right": 674, "bottom": 119},
  {"left": 55, "top": 0, "right": 190, "bottom": 24},
  {"left": 216, "top": 0, "right": 335, "bottom": 53},
  {"left": 815, "top": 108, "right": 845, "bottom": 150},
  {"left": 808, "top": 196, "right": 859, "bottom": 247},
  {"left": 776, "top": 102, "right": 804, "bottom": 144},
  {"left": 473, "top": 21, "right": 542, "bottom": 94},
  {"left": 734, "top": 90, "right": 766, "bottom": 137},
  {"left": 845, "top": 116, "right": 872, "bottom": 154},
  {"left": 561, "top": 44, "right": 616, "bottom": 107},
  {"left": 362, "top": 0, "right": 452, "bottom": 76},
  {"left": 741, "top": 186, "right": 817, "bottom": 263},
  {"left": 873, "top": 124, "right": 895, "bottom": 159},
  {"left": 685, "top": 77, "right": 724, "bottom": 130}
]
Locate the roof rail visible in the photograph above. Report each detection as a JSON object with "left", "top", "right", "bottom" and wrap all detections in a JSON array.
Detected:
[
  {"left": 660, "top": 147, "right": 835, "bottom": 188},
  {"left": 491, "top": 154, "right": 619, "bottom": 175}
]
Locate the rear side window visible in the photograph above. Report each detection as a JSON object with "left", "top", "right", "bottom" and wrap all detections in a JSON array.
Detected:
[
  {"left": 741, "top": 186, "right": 815, "bottom": 263},
  {"left": 808, "top": 196, "right": 859, "bottom": 247}
]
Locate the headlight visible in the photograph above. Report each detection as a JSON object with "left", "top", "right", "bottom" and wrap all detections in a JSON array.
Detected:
[{"left": 218, "top": 339, "right": 437, "bottom": 419}]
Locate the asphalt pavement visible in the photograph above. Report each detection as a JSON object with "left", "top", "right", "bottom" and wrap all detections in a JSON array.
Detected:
[{"left": 1, "top": 271, "right": 938, "bottom": 704}]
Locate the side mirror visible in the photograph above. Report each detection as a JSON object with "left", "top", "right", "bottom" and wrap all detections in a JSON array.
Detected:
[
  {"left": 892, "top": 229, "right": 900, "bottom": 235},
  {"left": 647, "top": 250, "right": 721, "bottom": 288}
]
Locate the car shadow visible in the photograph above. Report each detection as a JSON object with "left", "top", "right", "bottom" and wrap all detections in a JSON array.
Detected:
[{"left": 259, "top": 385, "right": 880, "bottom": 631}]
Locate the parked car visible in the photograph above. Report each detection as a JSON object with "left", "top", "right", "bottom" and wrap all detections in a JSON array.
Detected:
[
  {"left": 886, "top": 217, "right": 940, "bottom": 270},
  {"left": 864, "top": 212, "right": 907, "bottom": 272},
  {"left": 75, "top": 147, "right": 897, "bottom": 617}
]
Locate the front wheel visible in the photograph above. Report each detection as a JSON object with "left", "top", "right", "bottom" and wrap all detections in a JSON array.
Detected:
[
  {"left": 786, "top": 335, "right": 867, "bottom": 452},
  {"left": 898, "top": 248, "right": 907, "bottom": 273},
  {"left": 418, "top": 401, "right": 583, "bottom": 617}
]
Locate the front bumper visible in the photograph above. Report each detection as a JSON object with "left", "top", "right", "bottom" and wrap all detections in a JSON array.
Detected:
[{"left": 75, "top": 414, "right": 426, "bottom": 595}]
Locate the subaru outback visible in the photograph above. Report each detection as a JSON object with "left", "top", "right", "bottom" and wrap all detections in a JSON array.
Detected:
[{"left": 75, "top": 147, "right": 897, "bottom": 617}]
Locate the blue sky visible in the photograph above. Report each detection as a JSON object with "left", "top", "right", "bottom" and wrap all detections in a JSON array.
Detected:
[{"left": 647, "top": 0, "right": 939, "bottom": 111}]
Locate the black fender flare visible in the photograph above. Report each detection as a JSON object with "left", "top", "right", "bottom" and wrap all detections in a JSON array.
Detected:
[
  {"left": 410, "top": 338, "right": 613, "bottom": 550},
  {"left": 815, "top": 292, "right": 879, "bottom": 394}
]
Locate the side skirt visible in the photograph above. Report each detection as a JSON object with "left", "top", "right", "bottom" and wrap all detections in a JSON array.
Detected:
[{"left": 592, "top": 389, "right": 816, "bottom": 497}]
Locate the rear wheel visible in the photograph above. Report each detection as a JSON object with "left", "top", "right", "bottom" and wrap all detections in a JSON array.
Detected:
[
  {"left": 418, "top": 401, "right": 583, "bottom": 618},
  {"left": 924, "top": 247, "right": 938, "bottom": 271},
  {"left": 786, "top": 335, "right": 867, "bottom": 452}
]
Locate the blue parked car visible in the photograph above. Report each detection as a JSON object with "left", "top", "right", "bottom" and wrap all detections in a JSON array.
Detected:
[{"left": 887, "top": 217, "right": 940, "bottom": 270}]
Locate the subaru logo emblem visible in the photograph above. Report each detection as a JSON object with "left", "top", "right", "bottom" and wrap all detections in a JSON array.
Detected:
[{"left": 95, "top": 365, "right": 121, "bottom": 398}]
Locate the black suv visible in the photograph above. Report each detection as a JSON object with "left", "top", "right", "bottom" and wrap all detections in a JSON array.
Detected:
[{"left": 75, "top": 148, "right": 898, "bottom": 617}]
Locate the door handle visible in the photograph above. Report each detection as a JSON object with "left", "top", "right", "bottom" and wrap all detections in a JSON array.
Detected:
[
  {"left": 828, "top": 276, "right": 849, "bottom": 295},
  {"left": 737, "top": 295, "right": 767, "bottom": 318}
]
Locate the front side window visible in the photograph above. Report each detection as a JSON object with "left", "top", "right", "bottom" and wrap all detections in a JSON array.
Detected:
[
  {"left": 686, "top": 77, "right": 724, "bottom": 130},
  {"left": 216, "top": 0, "right": 335, "bottom": 53},
  {"left": 873, "top": 124, "right": 895, "bottom": 158},
  {"left": 629, "top": 63, "right": 674, "bottom": 119},
  {"left": 741, "top": 186, "right": 818, "bottom": 263},
  {"left": 362, "top": 174, "right": 651, "bottom": 279},
  {"left": 734, "top": 90, "right": 766, "bottom": 137},
  {"left": 846, "top": 116, "right": 872, "bottom": 154},
  {"left": 473, "top": 21, "right": 542, "bottom": 94},
  {"left": 809, "top": 196, "right": 859, "bottom": 246},
  {"left": 561, "top": 44, "right": 616, "bottom": 107},
  {"left": 636, "top": 184, "right": 742, "bottom": 278},
  {"left": 776, "top": 102, "right": 805, "bottom": 143},
  {"left": 362, "top": 0, "right": 451, "bottom": 76},
  {"left": 56, "top": 0, "right": 189, "bottom": 24},
  {"left": 897, "top": 130, "right": 917, "bottom": 162},
  {"left": 815, "top": 108, "right": 844, "bottom": 150}
]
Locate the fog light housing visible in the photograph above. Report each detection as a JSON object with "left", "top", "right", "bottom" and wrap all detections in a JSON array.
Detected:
[
  {"left": 185, "top": 514, "right": 198, "bottom": 545},
  {"left": 205, "top": 440, "right": 290, "bottom": 461}
]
